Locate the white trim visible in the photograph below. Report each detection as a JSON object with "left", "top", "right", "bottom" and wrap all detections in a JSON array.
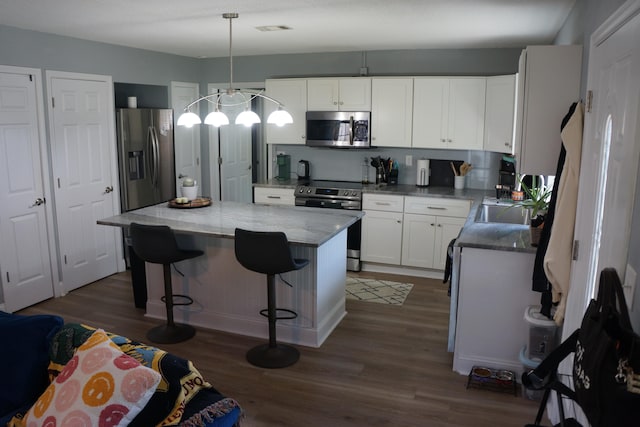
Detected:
[{"left": 591, "top": 0, "right": 640, "bottom": 47}]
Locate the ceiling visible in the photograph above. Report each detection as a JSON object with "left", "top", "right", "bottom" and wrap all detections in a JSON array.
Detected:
[{"left": 0, "top": 0, "right": 577, "bottom": 58}]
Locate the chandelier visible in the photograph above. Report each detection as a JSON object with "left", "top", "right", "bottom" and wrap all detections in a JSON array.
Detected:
[{"left": 176, "top": 13, "right": 293, "bottom": 128}]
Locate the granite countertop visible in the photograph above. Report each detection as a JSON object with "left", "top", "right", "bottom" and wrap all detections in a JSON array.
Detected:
[
  {"left": 98, "top": 201, "right": 363, "bottom": 247},
  {"left": 254, "top": 180, "right": 535, "bottom": 253}
]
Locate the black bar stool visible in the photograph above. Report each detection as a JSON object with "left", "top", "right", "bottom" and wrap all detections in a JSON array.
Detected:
[
  {"left": 234, "top": 228, "right": 309, "bottom": 368},
  {"left": 129, "top": 223, "right": 203, "bottom": 344}
]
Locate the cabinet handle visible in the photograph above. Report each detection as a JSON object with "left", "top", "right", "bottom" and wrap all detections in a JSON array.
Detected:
[
  {"left": 339, "top": 101, "right": 344, "bottom": 105},
  {"left": 333, "top": 101, "right": 338, "bottom": 105},
  {"left": 267, "top": 196, "right": 281, "bottom": 199},
  {"left": 430, "top": 223, "right": 435, "bottom": 226},
  {"left": 440, "top": 138, "right": 446, "bottom": 142},
  {"left": 427, "top": 206, "right": 447, "bottom": 210},
  {"left": 375, "top": 202, "right": 391, "bottom": 206},
  {"left": 397, "top": 220, "right": 402, "bottom": 224},
  {"left": 504, "top": 142, "right": 510, "bottom": 147},
  {"left": 447, "top": 139, "right": 452, "bottom": 143},
  {"left": 438, "top": 224, "right": 442, "bottom": 227}
]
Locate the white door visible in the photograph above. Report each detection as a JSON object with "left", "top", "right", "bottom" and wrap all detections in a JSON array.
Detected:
[
  {"left": 0, "top": 67, "right": 55, "bottom": 311},
  {"left": 171, "top": 81, "right": 201, "bottom": 191},
  {"left": 566, "top": 3, "right": 640, "bottom": 340},
  {"left": 48, "top": 71, "right": 119, "bottom": 292},
  {"left": 219, "top": 92, "right": 253, "bottom": 203}
]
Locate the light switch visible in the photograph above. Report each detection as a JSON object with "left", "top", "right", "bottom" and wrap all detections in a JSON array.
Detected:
[
  {"left": 405, "top": 155, "right": 412, "bottom": 166},
  {"left": 623, "top": 263, "right": 637, "bottom": 310}
]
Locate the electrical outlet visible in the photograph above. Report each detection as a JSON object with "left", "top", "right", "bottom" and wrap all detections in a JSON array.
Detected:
[
  {"left": 405, "top": 155, "right": 412, "bottom": 166},
  {"left": 623, "top": 263, "right": 637, "bottom": 310}
]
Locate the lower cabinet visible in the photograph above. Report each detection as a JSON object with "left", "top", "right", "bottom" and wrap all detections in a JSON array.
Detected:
[
  {"left": 361, "top": 194, "right": 404, "bottom": 264},
  {"left": 253, "top": 187, "right": 295, "bottom": 206},
  {"left": 361, "top": 194, "right": 470, "bottom": 270}
]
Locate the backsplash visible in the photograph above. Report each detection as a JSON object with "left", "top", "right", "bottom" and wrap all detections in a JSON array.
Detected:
[{"left": 272, "top": 145, "right": 502, "bottom": 190}]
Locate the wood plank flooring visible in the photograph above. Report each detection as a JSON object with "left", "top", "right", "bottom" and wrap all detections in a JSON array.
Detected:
[{"left": 19, "top": 271, "right": 539, "bottom": 426}]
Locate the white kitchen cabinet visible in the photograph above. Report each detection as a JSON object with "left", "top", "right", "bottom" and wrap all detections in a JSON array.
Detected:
[
  {"left": 514, "top": 45, "right": 582, "bottom": 175},
  {"left": 401, "top": 197, "right": 469, "bottom": 269},
  {"left": 413, "top": 77, "right": 486, "bottom": 150},
  {"left": 253, "top": 186, "right": 295, "bottom": 206},
  {"left": 371, "top": 78, "right": 413, "bottom": 147},
  {"left": 265, "top": 79, "right": 307, "bottom": 145},
  {"left": 307, "top": 78, "right": 372, "bottom": 111},
  {"left": 452, "top": 247, "right": 540, "bottom": 376},
  {"left": 484, "top": 74, "right": 516, "bottom": 153},
  {"left": 361, "top": 194, "right": 404, "bottom": 265}
]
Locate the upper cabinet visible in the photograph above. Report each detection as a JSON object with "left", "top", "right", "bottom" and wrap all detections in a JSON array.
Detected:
[
  {"left": 307, "top": 78, "right": 372, "bottom": 111},
  {"left": 371, "top": 78, "right": 414, "bottom": 147},
  {"left": 413, "top": 77, "right": 486, "bottom": 150},
  {"left": 484, "top": 74, "right": 516, "bottom": 153},
  {"left": 265, "top": 79, "right": 307, "bottom": 145},
  {"left": 514, "top": 45, "right": 582, "bottom": 175}
]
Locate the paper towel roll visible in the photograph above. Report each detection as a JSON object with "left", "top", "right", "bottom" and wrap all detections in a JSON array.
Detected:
[{"left": 416, "top": 159, "right": 430, "bottom": 187}]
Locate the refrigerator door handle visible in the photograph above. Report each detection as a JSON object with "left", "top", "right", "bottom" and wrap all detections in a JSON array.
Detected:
[
  {"left": 147, "top": 126, "right": 159, "bottom": 188},
  {"left": 152, "top": 127, "right": 160, "bottom": 188}
]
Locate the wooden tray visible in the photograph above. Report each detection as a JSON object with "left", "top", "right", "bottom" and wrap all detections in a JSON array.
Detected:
[{"left": 168, "top": 197, "right": 212, "bottom": 209}]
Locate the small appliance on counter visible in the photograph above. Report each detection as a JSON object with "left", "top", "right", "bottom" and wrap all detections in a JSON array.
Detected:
[
  {"left": 416, "top": 159, "right": 430, "bottom": 187},
  {"left": 276, "top": 153, "right": 291, "bottom": 181},
  {"left": 297, "top": 159, "right": 310, "bottom": 180}
]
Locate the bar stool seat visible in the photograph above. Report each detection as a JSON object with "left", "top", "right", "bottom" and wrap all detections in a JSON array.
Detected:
[
  {"left": 130, "top": 222, "right": 203, "bottom": 344},
  {"left": 234, "top": 228, "right": 309, "bottom": 368}
]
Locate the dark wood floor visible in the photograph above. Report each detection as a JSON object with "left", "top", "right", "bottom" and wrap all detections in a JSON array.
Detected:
[{"left": 19, "top": 270, "right": 538, "bottom": 426}]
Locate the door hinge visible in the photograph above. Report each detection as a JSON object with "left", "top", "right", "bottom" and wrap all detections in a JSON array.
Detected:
[
  {"left": 572, "top": 240, "right": 580, "bottom": 261},
  {"left": 57, "top": 178, "right": 61, "bottom": 188},
  {"left": 5, "top": 272, "right": 9, "bottom": 283},
  {"left": 218, "top": 157, "right": 223, "bottom": 165},
  {"left": 586, "top": 90, "right": 593, "bottom": 113},
  {"left": 197, "top": 157, "right": 200, "bottom": 166},
  {"left": 29, "top": 74, "right": 33, "bottom": 82},
  {"left": 51, "top": 97, "right": 55, "bottom": 108},
  {"left": 64, "top": 255, "right": 67, "bottom": 265}
]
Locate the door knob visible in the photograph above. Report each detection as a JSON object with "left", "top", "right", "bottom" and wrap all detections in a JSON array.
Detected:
[
  {"left": 31, "top": 197, "right": 45, "bottom": 207},
  {"left": 104, "top": 186, "right": 114, "bottom": 194}
]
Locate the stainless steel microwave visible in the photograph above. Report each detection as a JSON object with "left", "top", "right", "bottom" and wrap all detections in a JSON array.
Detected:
[{"left": 305, "top": 111, "right": 371, "bottom": 148}]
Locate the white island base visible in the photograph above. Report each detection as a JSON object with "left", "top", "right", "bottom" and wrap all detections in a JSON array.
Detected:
[{"left": 144, "top": 230, "right": 348, "bottom": 348}]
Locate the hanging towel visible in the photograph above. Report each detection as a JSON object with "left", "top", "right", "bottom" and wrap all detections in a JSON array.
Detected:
[{"left": 544, "top": 102, "right": 584, "bottom": 325}]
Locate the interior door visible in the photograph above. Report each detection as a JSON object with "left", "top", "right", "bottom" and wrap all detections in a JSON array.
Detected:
[
  {"left": 567, "top": 5, "right": 640, "bottom": 339},
  {"left": 48, "top": 72, "right": 118, "bottom": 292},
  {"left": 171, "top": 81, "right": 201, "bottom": 192},
  {"left": 220, "top": 92, "right": 253, "bottom": 203},
  {"left": 0, "top": 67, "right": 54, "bottom": 311}
]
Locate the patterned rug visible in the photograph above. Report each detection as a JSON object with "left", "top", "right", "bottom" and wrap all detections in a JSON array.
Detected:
[{"left": 345, "top": 275, "right": 414, "bottom": 305}]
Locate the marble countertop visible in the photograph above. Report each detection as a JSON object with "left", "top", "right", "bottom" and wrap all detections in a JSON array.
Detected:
[
  {"left": 98, "top": 201, "right": 363, "bottom": 247},
  {"left": 254, "top": 180, "right": 536, "bottom": 253}
]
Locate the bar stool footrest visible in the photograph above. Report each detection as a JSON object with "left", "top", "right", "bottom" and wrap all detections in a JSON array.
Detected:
[
  {"left": 161, "top": 294, "right": 194, "bottom": 306},
  {"left": 259, "top": 308, "right": 297, "bottom": 320}
]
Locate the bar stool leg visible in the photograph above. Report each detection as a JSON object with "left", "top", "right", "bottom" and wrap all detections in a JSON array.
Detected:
[
  {"left": 146, "top": 264, "right": 196, "bottom": 344},
  {"left": 246, "top": 273, "right": 300, "bottom": 368}
]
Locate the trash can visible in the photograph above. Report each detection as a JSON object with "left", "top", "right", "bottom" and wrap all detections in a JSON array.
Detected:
[
  {"left": 524, "top": 305, "right": 558, "bottom": 363},
  {"left": 520, "top": 346, "right": 544, "bottom": 400}
]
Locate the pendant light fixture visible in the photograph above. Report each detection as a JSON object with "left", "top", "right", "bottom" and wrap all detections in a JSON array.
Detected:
[{"left": 177, "top": 13, "right": 293, "bottom": 128}]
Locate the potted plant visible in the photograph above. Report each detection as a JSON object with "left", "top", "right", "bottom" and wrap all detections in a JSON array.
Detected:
[{"left": 515, "top": 176, "right": 551, "bottom": 246}]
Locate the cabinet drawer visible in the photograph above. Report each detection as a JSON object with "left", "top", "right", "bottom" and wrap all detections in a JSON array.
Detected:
[
  {"left": 254, "top": 187, "right": 295, "bottom": 205},
  {"left": 404, "top": 197, "right": 470, "bottom": 218},
  {"left": 362, "top": 194, "right": 404, "bottom": 212}
]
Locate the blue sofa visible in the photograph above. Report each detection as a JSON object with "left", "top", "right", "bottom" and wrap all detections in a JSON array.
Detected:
[{"left": 0, "top": 311, "right": 242, "bottom": 426}]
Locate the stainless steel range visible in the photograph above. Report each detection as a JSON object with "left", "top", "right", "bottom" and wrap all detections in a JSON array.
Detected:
[{"left": 295, "top": 180, "right": 363, "bottom": 271}]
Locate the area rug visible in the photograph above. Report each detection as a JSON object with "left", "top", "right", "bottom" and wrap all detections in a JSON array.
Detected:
[{"left": 345, "top": 275, "right": 414, "bottom": 305}]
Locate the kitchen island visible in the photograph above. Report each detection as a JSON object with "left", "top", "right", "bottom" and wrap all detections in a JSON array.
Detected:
[{"left": 98, "top": 201, "right": 363, "bottom": 347}]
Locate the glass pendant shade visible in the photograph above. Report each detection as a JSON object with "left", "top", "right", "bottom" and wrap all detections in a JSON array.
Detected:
[
  {"left": 176, "top": 111, "right": 202, "bottom": 128},
  {"left": 267, "top": 108, "right": 294, "bottom": 127},
  {"left": 235, "top": 109, "right": 261, "bottom": 127},
  {"left": 204, "top": 110, "right": 230, "bottom": 127}
]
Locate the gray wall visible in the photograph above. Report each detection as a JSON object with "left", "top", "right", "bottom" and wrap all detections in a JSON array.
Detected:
[{"left": 0, "top": 25, "right": 202, "bottom": 86}]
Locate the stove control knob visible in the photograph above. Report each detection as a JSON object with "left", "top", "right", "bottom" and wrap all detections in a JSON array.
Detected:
[
  {"left": 307, "top": 188, "right": 312, "bottom": 193},
  {"left": 351, "top": 191, "right": 357, "bottom": 196}
]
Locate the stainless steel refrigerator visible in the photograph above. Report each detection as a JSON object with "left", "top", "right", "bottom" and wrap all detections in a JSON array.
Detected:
[
  {"left": 116, "top": 108, "right": 175, "bottom": 308},
  {"left": 116, "top": 108, "right": 175, "bottom": 212}
]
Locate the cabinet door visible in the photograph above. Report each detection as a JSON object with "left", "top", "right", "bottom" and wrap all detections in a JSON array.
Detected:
[
  {"left": 447, "top": 78, "right": 486, "bottom": 150},
  {"left": 371, "top": 78, "right": 413, "bottom": 147},
  {"left": 433, "top": 216, "right": 465, "bottom": 270},
  {"left": 412, "top": 78, "right": 448, "bottom": 149},
  {"left": 265, "top": 79, "right": 307, "bottom": 145},
  {"left": 361, "top": 210, "right": 403, "bottom": 265},
  {"left": 484, "top": 75, "right": 516, "bottom": 153},
  {"left": 401, "top": 213, "right": 437, "bottom": 268},
  {"left": 339, "top": 78, "right": 372, "bottom": 111},
  {"left": 307, "top": 79, "right": 339, "bottom": 110}
]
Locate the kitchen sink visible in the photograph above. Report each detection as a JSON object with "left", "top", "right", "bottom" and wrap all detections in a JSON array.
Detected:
[{"left": 475, "top": 203, "right": 530, "bottom": 225}]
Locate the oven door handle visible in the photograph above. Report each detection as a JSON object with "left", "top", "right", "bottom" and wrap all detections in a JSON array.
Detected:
[{"left": 349, "top": 115, "right": 354, "bottom": 145}]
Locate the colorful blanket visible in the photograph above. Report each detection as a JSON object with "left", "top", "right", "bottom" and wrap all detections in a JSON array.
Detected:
[{"left": 44, "top": 323, "right": 241, "bottom": 426}]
